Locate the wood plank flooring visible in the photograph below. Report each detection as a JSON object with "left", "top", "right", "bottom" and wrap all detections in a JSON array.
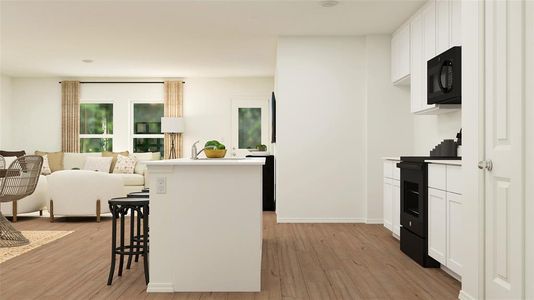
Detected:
[{"left": 0, "top": 213, "right": 460, "bottom": 299}]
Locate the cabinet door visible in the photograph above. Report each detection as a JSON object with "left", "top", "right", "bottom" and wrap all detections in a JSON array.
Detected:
[
  {"left": 410, "top": 13, "right": 424, "bottom": 113},
  {"left": 392, "top": 179, "right": 401, "bottom": 237},
  {"left": 447, "top": 192, "right": 462, "bottom": 275},
  {"left": 383, "top": 178, "right": 393, "bottom": 231},
  {"left": 436, "top": 0, "right": 450, "bottom": 54},
  {"left": 423, "top": 1, "right": 437, "bottom": 61},
  {"left": 391, "top": 23, "right": 411, "bottom": 84},
  {"left": 450, "top": 0, "right": 462, "bottom": 46},
  {"left": 428, "top": 187, "right": 447, "bottom": 265}
]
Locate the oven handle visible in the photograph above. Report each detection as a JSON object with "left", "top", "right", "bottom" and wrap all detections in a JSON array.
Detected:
[{"left": 396, "top": 162, "right": 425, "bottom": 170}]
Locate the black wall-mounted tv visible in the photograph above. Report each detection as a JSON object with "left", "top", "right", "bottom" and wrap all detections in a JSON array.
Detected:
[{"left": 271, "top": 92, "right": 276, "bottom": 143}]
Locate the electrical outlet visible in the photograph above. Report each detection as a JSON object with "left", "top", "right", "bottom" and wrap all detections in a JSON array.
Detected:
[{"left": 156, "top": 177, "right": 166, "bottom": 194}]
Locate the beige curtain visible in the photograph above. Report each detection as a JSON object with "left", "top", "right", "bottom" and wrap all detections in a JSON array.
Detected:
[
  {"left": 61, "top": 81, "right": 80, "bottom": 152},
  {"left": 164, "top": 81, "right": 184, "bottom": 158}
]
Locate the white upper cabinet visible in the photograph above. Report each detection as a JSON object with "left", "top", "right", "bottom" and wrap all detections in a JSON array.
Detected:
[
  {"left": 436, "top": 0, "right": 463, "bottom": 54},
  {"left": 391, "top": 22, "right": 411, "bottom": 85},
  {"left": 394, "top": 0, "right": 462, "bottom": 115}
]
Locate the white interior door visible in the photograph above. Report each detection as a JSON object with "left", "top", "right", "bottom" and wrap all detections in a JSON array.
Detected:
[
  {"left": 484, "top": 0, "right": 525, "bottom": 298},
  {"left": 231, "top": 99, "right": 269, "bottom": 158}
]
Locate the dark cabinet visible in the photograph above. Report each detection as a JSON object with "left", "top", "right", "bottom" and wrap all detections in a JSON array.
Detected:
[{"left": 247, "top": 155, "right": 275, "bottom": 211}]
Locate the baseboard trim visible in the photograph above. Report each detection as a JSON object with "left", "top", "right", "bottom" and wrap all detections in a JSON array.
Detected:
[
  {"left": 147, "top": 283, "right": 174, "bottom": 293},
  {"left": 458, "top": 290, "right": 476, "bottom": 300},
  {"left": 365, "top": 218, "right": 383, "bottom": 224},
  {"left": 277, "top": 217, "right": 366, "bottom": 223}
]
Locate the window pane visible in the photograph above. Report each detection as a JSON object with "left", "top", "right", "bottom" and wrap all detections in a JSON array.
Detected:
[
  {"left": 134, "top": 103, "right": 164, "bottom": 134},
  {"left": 80, "top": 103, "right": 113, "bottom": 134},
  {"left": 133, "top": 138, "right": 164, "bottom": 156},
  {"left": 238, "top": 107, "right": 261, "bottom": 149},
  {"left": 80, "top": 138, "right": 113, "bottom": 153}
]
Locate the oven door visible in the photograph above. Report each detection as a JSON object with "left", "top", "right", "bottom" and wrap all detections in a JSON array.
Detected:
[
  {"left": 397, "top": 162, "right": 426, "bottom": 237},
  {"left": 427, "top": 46, "right": 462, "bottom": 105}
]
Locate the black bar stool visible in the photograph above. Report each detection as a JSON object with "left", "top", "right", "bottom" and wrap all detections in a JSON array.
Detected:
[
  {"left": 107, "top": 197, "right": 149, "bottom": 285},
  {"left": 125, "top": 191, "right": 149, "bottom": 266}
]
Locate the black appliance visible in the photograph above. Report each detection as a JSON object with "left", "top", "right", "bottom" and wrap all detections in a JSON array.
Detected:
[
  {"left": 246, "top": 155, "right": 275, "bottom": 211},
  {"left": 271, "top": 92, "right": 276, "bottom": 143},
  {"left": 427, "top": 46, "right": 461, "bottom": 105},
  {"left": 397, "top": 156, "right": 459, "bottom": 268}
]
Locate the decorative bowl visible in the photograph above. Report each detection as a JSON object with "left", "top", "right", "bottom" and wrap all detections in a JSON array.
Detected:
[{"left": 204, "top": 149, "right": 227, "bottom": 158}]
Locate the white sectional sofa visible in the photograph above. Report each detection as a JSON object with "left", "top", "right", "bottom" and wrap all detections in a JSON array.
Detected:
[
  {"left": 0, "top": 152, "right": 160, "bottom": 221},
  {"left": 62, "top": 152, "right": 159, "bottom": 194}
]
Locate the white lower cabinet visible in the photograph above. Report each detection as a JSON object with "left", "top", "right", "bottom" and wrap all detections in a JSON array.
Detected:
[
  {"left": 383, "top": 160, "right": 401, "bottom": 239},
  {"left": 392, "top": 180, "right": 401, "bottom": 237},
  {"left": 428, "top": 163, "right": 463, "bottom": 277},
  {"left": 383, "top": 177, "right": 393, "bottom": 230},
  {"left": 446, "top": 191, "right": 463, "bottom": 275},
  {"left": 428, "top": 188, "right": 447, "bottom": 265}
]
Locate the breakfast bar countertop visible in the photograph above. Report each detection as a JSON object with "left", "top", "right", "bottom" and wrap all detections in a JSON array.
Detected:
[{"left": 145, "top": 157, "right": 265, "bottom": 166}]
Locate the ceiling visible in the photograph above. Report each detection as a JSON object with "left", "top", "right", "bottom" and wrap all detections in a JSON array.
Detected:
[{"left": 0, "top": 0, "right": 424, "bottom": 78}]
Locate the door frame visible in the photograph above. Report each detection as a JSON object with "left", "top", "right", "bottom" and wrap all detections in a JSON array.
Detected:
[{"left": 460, "top": 1, "right": 486, "bottom": 299}]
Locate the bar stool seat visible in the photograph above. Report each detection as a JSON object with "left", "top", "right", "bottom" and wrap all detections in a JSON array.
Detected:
[
  {"left": 107, "top": 197, "right": 149, "bottom": 285},
  {"left": 127, "top": 191, "right": 149, "bottom": 198}
]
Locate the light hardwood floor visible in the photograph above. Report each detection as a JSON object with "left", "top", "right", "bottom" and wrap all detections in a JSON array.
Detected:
[{"left": 0, "top": 212, "right": 460, "bottom": 299}]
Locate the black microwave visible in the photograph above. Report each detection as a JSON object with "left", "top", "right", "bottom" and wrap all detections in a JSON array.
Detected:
[{"left": 427, "top": 46, "right": 461, "bottom": 105}]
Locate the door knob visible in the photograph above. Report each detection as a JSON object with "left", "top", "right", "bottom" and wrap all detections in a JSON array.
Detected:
[{"left": 478, "top": 160, "right": 493, "bottom": 171}]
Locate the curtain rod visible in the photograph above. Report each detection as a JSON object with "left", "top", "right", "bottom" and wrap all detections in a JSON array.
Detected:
[{"left": 58, "top": 81, "right": 184, "bottom": 84}]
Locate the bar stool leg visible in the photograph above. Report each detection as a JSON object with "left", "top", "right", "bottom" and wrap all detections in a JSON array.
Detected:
[
  {"left": 135, "top": 208, "right": 141, "bottom": 263},
  {"left": 118, "top": 209, "right": 125, "bottom": 277},
  {"left": 127, "top": 208, "right": 134, "bottom": 269},
  {"left": 107, "top": 206, "right": 117, "bottom": 285},
  {"left": 142, "top": 203, "right": 149, "bottom": 285}
]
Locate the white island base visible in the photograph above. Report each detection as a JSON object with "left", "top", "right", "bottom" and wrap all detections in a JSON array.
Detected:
[{"left": 145, "top": 158, "right": 265, "bottom": 293}]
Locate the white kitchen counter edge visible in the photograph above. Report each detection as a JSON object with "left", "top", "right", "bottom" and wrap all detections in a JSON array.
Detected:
[
  {"left": 382, "top": 157, "right": 401, "bottom": 161},
  {"left": 145, "top": 158, "right": 266, "bottom": 166},
  {"left": 425, "top": 160, "right": 462, "bottom": 166}
]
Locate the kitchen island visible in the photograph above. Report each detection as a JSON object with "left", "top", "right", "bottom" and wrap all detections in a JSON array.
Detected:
[{"left": 145, "top": 157, "right": 265, "bottom": 293}]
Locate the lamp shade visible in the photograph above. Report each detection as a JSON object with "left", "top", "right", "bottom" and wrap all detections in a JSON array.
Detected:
[{"left": 161, "top": 117, "right": 185, "bottom": 133}]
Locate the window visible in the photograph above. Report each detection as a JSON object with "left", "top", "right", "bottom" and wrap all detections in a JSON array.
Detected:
[
  {"left": 80, "top": 103, "right": 113, "bottom": 152},
  {"left": 132, "top": 103, "right": 164, "bottom": 156},
  {"left": 238, "top": 107, "right": 262, "bottom": 149}
]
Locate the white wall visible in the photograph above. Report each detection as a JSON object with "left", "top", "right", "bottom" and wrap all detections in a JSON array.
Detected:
[
  {"left": 5, "top": 78, "right": 61, "bottom": 153},
  {"left": 0, "top": 77, "right": 273, "bottom": 155},
  {"left": 182, "top": 77, "right": 273, "bottom": 156},
  {"left": 275, "top": 36, "right": 414, "bottom": 222},
  {"left": 0, "top": 75, "right": 12, "bottom": 148},
  {"left": 364, "top": 36, "right": 413, "bottom": 222},
  {"left": 413, "top": 111, "right": 462, "bottom": 155}
]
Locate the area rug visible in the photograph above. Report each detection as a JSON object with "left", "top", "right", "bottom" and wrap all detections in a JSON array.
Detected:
[{"left": 0, "top": 231, "right": 73, "bottom": 264}]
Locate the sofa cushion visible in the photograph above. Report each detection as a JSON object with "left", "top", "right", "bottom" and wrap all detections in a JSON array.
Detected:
[
  {"left": 102, "top": 151, "right": 129, "bottom": 172},
  {"left": 113, "top": 154, "right": 136, "bottom": 174},
  {"left": 83, "top": 157, "right": 113, "bottom": 173},
  {"left": 41, "top": 155, "right": 52, "bottom": 175},
  {"left": 131, "top": 152, "right": 161, "bottom": 175},
  {"left": 35, "top": 151, "right": 64, "bottom": 172},
  {"left": 109, "top": 173, "right": 144, "bottom": 186},
  {"left": 63, "top": 152, "right": 100, "bottom": 170}
]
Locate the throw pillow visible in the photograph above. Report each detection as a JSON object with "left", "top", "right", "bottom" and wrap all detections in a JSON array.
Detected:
[
  {"left": 41, "top": 155, "right": 52, "bottom": 175},
  {"left": 113, "top": 154, "right": 137, "bottom": 174},
  {"left": 35, "top": 151, "right": 64, "bottom": 172},
  {"left": 83, "top": 157, "right": 113, "bottom": 173},
  {"left": 102, "top": 150, "right": 129, "bottom": 173}
]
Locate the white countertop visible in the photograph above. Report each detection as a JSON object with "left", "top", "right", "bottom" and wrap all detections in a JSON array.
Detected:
[
  {"left": 425, "top": 160, "right": 462, "bottom": 166},
  {"left": 382, "top": 157, "right": 401, "bottom": 161},
  {"left": 145, "top": 157, "right": 266, "bottom": 166}
]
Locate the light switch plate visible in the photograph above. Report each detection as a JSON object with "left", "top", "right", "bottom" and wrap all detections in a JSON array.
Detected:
[{"left": 156, "top": 177, "right": 166, "bottom": 194}]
